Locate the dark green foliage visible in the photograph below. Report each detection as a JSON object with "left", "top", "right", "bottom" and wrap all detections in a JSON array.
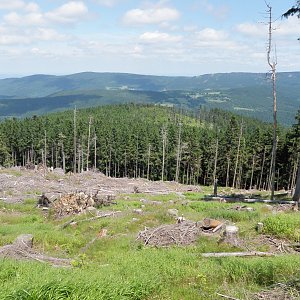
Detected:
[
  {"left": 283, "top": 0, "right": 300, "bottom": 18},
  {"left": 0, "top": 104, "right": 298, "bottom": 190}
]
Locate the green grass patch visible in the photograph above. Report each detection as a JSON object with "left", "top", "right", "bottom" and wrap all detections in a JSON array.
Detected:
[{"left": 263, "top": 213, "right": 300, "bottom": 241}]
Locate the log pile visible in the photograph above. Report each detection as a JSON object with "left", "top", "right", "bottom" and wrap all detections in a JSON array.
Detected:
[{"left": 47, "top": 192, "right": 116, "bottom": 217}]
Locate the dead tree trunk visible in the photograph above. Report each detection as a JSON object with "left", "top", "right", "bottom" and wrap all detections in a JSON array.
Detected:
[
  {"left": 73, "top": 107, "right": 77, "bottom": 173},
  {"left": 175, "top": 123, "right": 182, "bottom": 182},
  {"left": 266, "top": 4, "right": 278, "bottom": 200},
  {"left": 293, "top": 163, "right": 300, "bottom": 202},
  {"left": 259, "top": 146, "right": 266, "bottom": 190},
  {"left": 44, "top": 130, "right": 47, "bottom": 170},
  {"left": 86, "top": 116, "right": 92, "bottom": 171},
  {"left": 250, "top": 154, "right": 256, "bottom": 189},
  {"left": 161, "top": 127, "right": 167, "bottom": 181},
  {"left": 93, "top": 134, "right": 97, "bottom": 171},
  {"left": 147, "top": 144, "right": 151, "bottom": 180},
  {"left": 226, "top": 157, "right": 230, "bottom": 187},
  {"left": 232, "top": 121, "right": 243, "bottom": 188}
]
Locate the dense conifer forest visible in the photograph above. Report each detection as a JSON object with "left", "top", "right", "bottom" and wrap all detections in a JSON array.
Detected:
[{"left": 0, "top": 104, "right": 299, "bottom": 190}]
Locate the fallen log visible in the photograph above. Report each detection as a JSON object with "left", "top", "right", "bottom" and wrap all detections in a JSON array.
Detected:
[
  {"left": 216, "top": 293, "right": 240, "bottom": 300},
  {"left": 205, "top": 196, "right": 296, "bottom": 205},
  {"left": 63, "top": 211, "right": 122, "bottom": 228},
  {"left": 202, "top": 251, "right": 275, "bottom": 258},
  {"left": 0, "top": 234, "right": 70, "bottom": 267}
]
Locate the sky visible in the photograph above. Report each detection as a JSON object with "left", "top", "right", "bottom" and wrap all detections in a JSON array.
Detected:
[{"left": 0, "top": 0, "right": 299, "bottom": 77}]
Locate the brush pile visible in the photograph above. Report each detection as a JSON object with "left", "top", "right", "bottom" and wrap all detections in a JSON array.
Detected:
[{"left": 137, "top": 218, "right": 224, "bottom": 247}]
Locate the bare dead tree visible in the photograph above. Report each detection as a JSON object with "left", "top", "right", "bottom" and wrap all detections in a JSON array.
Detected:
[
  {"left": 147, "top": 143, "right": 151, "bottom": 180},
  {"left": 232, "top": 121, "right": 243, "bottom": 188},
  {"left": 293, "top": 164, "right": 300, "bottom": 202},
  {"left": 73, "top": 106, "right": 77, "bottom": 173},
  {"left": 93, "top": 134, "right": 97, "bottom": 171},
  {"left": 86, "top": 116, "right": 92, "bottom": 171},
  {"left": 161, "top": 126, "right": 167, "bottom": 181},
  {"left": 266, "top": 4, "right": 278, "bottom": 200},
  {"left": 249, "top": 154, "right": 256, "bottom": 189},
  {"left": 44, "top": 130, "right": 47, "bottom": 170},
  {"left": 175, "top": 123, "right": 182, "bottom": 182},
  {"left": 213, "top": 137, "right": 219, "bottom": 184}
]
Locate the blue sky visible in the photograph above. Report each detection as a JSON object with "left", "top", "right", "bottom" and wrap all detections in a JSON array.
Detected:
[{"left": 0, "top": 0, "right": 298, "bottom": 76}]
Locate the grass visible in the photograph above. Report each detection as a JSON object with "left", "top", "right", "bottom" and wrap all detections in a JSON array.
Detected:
[
  {"left": 0, "top": 191, "right": 299, "bottom": 299},
  {"left": 263, "top": 213, "right": 300, "bottom": 242}
]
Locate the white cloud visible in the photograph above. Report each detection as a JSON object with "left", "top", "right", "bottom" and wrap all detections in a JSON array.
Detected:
[
  {"left": 24, "top": 2, "right": 40, "bottom": 13},
  {"left": 123, "top": 6, "right": 180, "bottom": 25},
  {"left": 0, "top": 0, "right": 40, "bottom": 12},
  {"left": 0, "top": 26, "right": 31, "bottom": 45},
  {"left": 237, "top": 16, "right": 300, "bottom": 38},
  {"left": 4, "top": 11, "right": 44, "bottom": 26},
  {"left": 0, "top": 0, "right": 25, "bottom": 10},
  {"left": 45, "top": 1, "right": 89, "bottom": 24},
  {"left": 194, "top": 28, "right": 242, "bottom": 50},
  {"left": 199, "top": 0, "right": 229, "bottom": 20},
  {"left": 140, "top": 31, "right": 182, "bottom": 43},
  {"left": 196, "top": 28, "right": 228, "bottom": 41},
  {"left": 0, "top": 23, "right": 67, "bottom": 45},
  {"left": 236, "top": 23, "right": 265, "bottom": 37},
  {"left": 3, "top": 1, "right": 89, "bottom": 27},
  {"left": 34, "top": 28, "right": 66, "bottom": 41},
  {"left": 94, "top": 0, "right": 120, "bottom": 7}
]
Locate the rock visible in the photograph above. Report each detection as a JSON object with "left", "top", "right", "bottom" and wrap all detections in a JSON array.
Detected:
[
  {"left": 133, "top": 209, "right": 143, "bottom": 215},
  {"left": 86, "top": 206, "right": 97, "bottom": 215},
  {"left": 263, "top": 204, "right": 273, "bottom": 211},
  {"left": 167, "top": 208, "right": 178, "bottom": 217},
  {"left": 140, "top": 199, "right": 162, "bottom": 205},
  {"left": 132, "top": 218, "right": 139, "bottom": 222}
]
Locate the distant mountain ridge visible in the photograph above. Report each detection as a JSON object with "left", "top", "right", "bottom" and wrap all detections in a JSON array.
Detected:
[{"left": 0, "top": 71, "right": 299, "bottom": 125}]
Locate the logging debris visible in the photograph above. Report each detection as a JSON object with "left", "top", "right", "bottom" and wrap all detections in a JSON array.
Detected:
[
  {"left": 137, "top": 218, "right": 224, "bottom": 247},
  {"left": 0, "top": 168, "right": 201, "bottom": 204},
  {"left": 38, "top": 192, "right": 116, "bottom": 218},
  {"left": 0, "top": 234, "right": 70, "bottom": 267},
  {"left": 253, "top": 281, "right": 300, "bottom": 300}
]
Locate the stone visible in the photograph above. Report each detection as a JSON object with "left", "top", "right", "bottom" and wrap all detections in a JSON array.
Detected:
[{"left": 167, "top": 208, "right": 178, "bottom": 217}]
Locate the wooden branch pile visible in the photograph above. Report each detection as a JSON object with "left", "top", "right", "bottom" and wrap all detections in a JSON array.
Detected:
[
  {"left": 0, "top": 234, "right": 70, "bottom": 267},
  {"left": 137, "top": 219, "right": 224, "bottom": 247},
  {"left": 253, "top": 282, "right": 300, "bottom": 300}
]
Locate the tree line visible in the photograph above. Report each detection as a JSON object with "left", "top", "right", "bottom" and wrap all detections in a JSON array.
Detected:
[{"left": 0, "top": 104, "right": 298, "bottom": 192}]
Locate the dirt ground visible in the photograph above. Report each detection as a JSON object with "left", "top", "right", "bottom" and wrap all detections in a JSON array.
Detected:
[{"left": 0, "top": 167, "right": 201, "bottom": 203}]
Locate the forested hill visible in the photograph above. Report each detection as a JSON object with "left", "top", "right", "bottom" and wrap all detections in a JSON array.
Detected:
[
  {"left": 0, "top": 72, "right": 299, "bottom": 125},
  {"left": 0, "top": 104, "right": 299, "bottom": 190}
]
